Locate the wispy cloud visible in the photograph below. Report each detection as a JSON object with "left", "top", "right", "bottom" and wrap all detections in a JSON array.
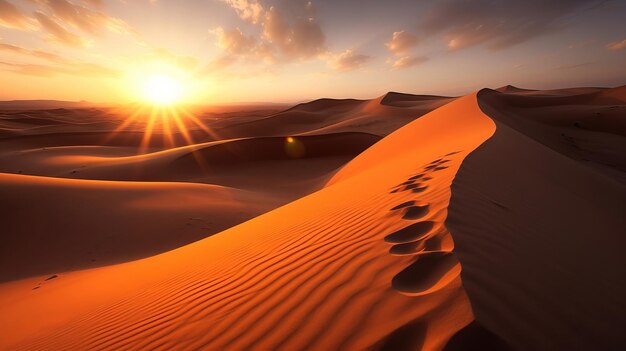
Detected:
[
  {"left": 214, "top": 0, "right": 369, "bottom": 71},
  {"left": 0, "top": 60, "right": 118, "bottom": 77},
  {"left": 554, "top": 61, "right": 595, "bottom": 70},
  {"left": 421, "top": 0, "right": 600, "bottom": 50},
  {"left": 36, "top": 0, "right": 137, "bottom": 36},
  {"left": 211, "top": 27, "right": 256, "bottom": 56},
  {"left": 5, "top": 0, "right": 139, "bottom": 48},
  {"left": 0, "top": 0, "right": 36, "bottom": 30},
  {"left": 34, "top": 11, "right": 90, "bottom": 47},
  {"left": 0, "top": 42, "right": 65, "bottom": 63},
  {"left": 387, "top": 56, "right": 428, "bottom": 70},
  {"left": 0, "top": 41, "right": 118, "bottom": 77},
  {"left": 386, "top": 31, "right": 419, "bottom": 55},
  {"left": 328, "top": 49, "right": 371, "bottom": 72},
  {"left": 607, "top": 39, "right": 626, "bottom": 50},
  {"left": 220, "top": 0, "right": 264, "bottom": 23}
]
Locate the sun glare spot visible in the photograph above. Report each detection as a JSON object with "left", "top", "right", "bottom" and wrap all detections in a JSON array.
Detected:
[{"left": 143, "top": 74, "right": 183, "bottom": 105}]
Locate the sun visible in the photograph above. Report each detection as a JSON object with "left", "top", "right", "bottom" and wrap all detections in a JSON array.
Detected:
[{"left": 142, "top": 74, "right": 183, "bottom": 105}]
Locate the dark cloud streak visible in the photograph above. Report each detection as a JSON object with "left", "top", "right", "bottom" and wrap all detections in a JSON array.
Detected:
[{"left": 420, "top": 0, "right": 602, "bottom": 50}]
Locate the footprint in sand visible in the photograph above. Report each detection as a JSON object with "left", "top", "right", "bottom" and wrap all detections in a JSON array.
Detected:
[
  {"left": 385, "top": 221, "right": 436, "bottom": 255},
  {"left": 390, "top": 182, "right": 429, "bottom": 194},
  {"left": 390, "top": 200, "right": 416, "bottom": 211},
  {"left": 384, "top": 152, "right": 463, "bottom": 295},
  {"left": 402, "top": 205, "right": 429, "bottom": 220},
  {"left": 411, "top": 186, "right": 427, "bottom": 193},
  {"left": 391, "top": 251, "right": 459, "bottom": 295},
  {"left": 44, "top": 274, "right": 58, "bottom": 281},
  {"left": 33, "top": 274, "right": 59, "bottom": 290},
  {"left": 389, "top": 241, "right": 426, "bottom": 256},
  {"left": 406, "top": 183, "right": 425, "bottom": 190},
  {"left": 408, "top": 174, "right": 425, "bottom": 181},
  {"left": 384, "top": 221, "right": 434, "bottom": 243}
]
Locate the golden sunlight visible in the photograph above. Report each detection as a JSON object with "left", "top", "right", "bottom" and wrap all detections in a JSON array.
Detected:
[{"left": 142, "top": 74, "right": 183, "bottom": 105}]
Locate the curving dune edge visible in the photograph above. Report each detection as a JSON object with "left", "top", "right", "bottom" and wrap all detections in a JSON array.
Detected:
[{"left": 1, "top": 86, "right": 625, "bottom": 350}]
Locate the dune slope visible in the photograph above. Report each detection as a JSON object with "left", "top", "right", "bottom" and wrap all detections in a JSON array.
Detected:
[
  {"left": 0, "top": 173, "right": 281, "bottom": 283},
  {"left": 0, "top": 93, "right": 495, "bottom": 350},
  {"left": 446, "top": 88, "right": 626, "bottom": 350}
]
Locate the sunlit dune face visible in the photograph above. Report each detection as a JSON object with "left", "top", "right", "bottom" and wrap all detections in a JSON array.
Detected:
[{"left": 142, "top": 74, "right": 183, "bottom": 106}]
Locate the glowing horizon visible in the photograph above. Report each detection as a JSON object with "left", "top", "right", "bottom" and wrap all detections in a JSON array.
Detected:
[{"left": 0, "top": 0, "right": 625, "bottom": 104}]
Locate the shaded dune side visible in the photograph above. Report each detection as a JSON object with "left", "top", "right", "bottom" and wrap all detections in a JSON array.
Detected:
[
  {"left": 380, "top": 92, "right": 452, "bottom": 107},
  {"left": 222, "top": 94, "right": 454, "bottom": 138},
  {"left": 0, "top": 132, "right": 379, "bottom": 185},
  {"left": 446, "top": 89, "right": 626, "bottom": 350},
  {"left": 0, "top": 173, "right": 280, "bottom": 283},
  {"left": 0, "top": 93, "right": 495, "bottom": 350},
  {"left": 0, "top": 130, "right": 215, "bottom": 150},
  {"left": 476, "top": 86, "right": 626, "bottom": 184}
]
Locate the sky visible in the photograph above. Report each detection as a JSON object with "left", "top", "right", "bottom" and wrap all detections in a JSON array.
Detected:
[{"left": 0, "top": 0, "right": 625, "bottom": 104}]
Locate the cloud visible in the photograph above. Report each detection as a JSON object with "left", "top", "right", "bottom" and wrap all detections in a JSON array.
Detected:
[
  {"left": 554, "top": 61, "right": 595, "bottom": 70},
  {"left": 387, "top": 55, "right": 428, "bottom": 70},
  {"left": 34, "top": 11, "right": 90, "bottom": 47},
  {"left": 221, "top": 0, "right": 264, "bottom": 23},
  {"left": 421, "top": 0, "right": 599, "bottom": 50},
  {"left": 386, "top": 31, "right": 418, "bottom": 55},
  {"left": 0, "top": 0, "right": 36, "bottom": 30},
  {"left": 80, "top": 0, "right": 102, "bottom": 6},
  {"left": 0, "top": 42, "right": 65, "bottom": 63},
  {"left": 36, "top": 0, "right": 138, "bottom": 37},
  {"left": 0, "top": 60, "right": 118, "bottom": 77},
  {"left": 607, "top": 39, "right": 626, "bottom": 50},
  {"left": 0, "top": 41, "right": 119, "bottom": 77},
  {"left": 262, "top": 4, "right": 325, "bottom": 60},
  {"left": 215, "top": 0, "right": 326, "bottom": 64},
  {"left": 211, "top": 27, "right": 256, "bottom": 55},
  {"left": 328, "top": 49, "right": 371, "bottom": 71}
]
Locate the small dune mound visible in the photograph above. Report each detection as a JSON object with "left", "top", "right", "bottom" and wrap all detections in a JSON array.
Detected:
[
  {"left": 284, "top": 98, "right": 366, "bottom": 113},
  {"left": 495, "top": 85, "right": 534, "bottom": 94},
  {"left": 380, "top": 92, "right": 451, "bottom": 107},
  {"left": 589, "top": 84, "right": 626, "bottom": 104}
]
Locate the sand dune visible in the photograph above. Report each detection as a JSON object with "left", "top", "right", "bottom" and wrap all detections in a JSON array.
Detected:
[
  {"left": 0, "top": 93, "right": 494, "bottom": 350},
  {"left": 1, "top": 86, "right": 624, "bottom": 350},
  {"left": 480, "top": 86, "right": 626, "bottom": 183},
  {"left": 0, "top": 173, "right": 280, "bottom": 283},
  {"left": 0, "top": 133, "right": 378, "bottom": 196},
  {"left": 446, "top": 86, "right": 626, "bottom": 350},
  {"left": 219, "top": 93, "right": 454, "bottom": 138}
]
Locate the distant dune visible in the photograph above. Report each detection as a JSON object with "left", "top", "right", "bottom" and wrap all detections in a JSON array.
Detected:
[
  {"left": 0, "top": 100, "right": 95, "bottom": 110},
  {"left": 0, "top": 87, "right": 624, "bottom": 350}
]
